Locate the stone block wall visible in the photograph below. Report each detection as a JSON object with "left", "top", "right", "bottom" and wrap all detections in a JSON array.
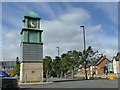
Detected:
[{"left": 20, "top": 62, "right": 43, "bottom": 83}]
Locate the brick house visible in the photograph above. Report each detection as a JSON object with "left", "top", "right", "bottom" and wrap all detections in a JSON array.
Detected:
[
  {"left": 79, "top": 55, "right": 110, "bottom": 76},
  {"left": 94, "top": 55, "right": 109, "bottom": 75}
]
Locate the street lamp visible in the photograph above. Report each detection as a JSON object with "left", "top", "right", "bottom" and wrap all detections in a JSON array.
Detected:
[
  {"left": 56, "top": 47, "right": 59, "bottom": 57},
  {"left": 80, "top": 26, "right": 88, "bottom": 80},
  {"left": 56, "top": 47, "right": 60, "bottom": 78}
]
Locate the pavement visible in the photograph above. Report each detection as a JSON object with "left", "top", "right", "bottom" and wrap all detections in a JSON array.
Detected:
[
  {"left": 18, "top": 82, "right": 53, "bottom": 85},
  {"left": 18, "top": 78, "right": 80, "bottom": 85},
  {"left": 18, "top": 78, "right": 74, "bottom": 85}
]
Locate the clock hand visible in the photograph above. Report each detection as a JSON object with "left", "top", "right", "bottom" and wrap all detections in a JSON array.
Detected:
[{"left": 30, "top": 22, "right": 35, "bottom": 27}]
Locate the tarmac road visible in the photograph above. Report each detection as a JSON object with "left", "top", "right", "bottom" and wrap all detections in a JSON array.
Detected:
[{"left": 19, "top": 79, "right": 118, "bottom": 89}]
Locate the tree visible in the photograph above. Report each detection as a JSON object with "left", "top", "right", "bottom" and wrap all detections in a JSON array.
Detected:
[
  {"left": 80, "top": 46, "right": 100, "bottom": 79},
  {"left": 12, "top": 57, "right": 20, "bottom": 77},
  {"left": 12, "top": 63, "right": 20, "bottom": 77},
  {"left": 60, "top": 50, "right": 81, "bottom": 78},
  {"left": 80, "top": 46, "right": 99, "bottom": 66},
  {"left": 60, "top": 53, "right": 71, "bottom": 77},
  {"left": 43, "top": 56, "right": 52, "bottom": 80},
  {"left": 52, "top": 56, "right": 61, "bottom": 78},
  {"left": 67, "top": 50, "right": 81, "bottom": 78},
  {"left": 43, "top": 46, "right": 100, "bottom": 79}
]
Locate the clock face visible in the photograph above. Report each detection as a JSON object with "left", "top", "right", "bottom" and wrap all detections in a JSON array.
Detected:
[{"left": 29, "top": 19, "right": 37, "bottom": 28}]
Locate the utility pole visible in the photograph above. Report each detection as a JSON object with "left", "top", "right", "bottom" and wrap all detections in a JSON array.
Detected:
[{"left": 80, "top": 26, "right": 88, "bottom": 80}]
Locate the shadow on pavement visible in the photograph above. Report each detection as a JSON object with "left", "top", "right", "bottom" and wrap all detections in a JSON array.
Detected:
[
  {"left": 20, "top": 88, "right": 31, "bottom": 90},
  {"left": 47, "top": 78, "right": 109, "bottom": 83}
]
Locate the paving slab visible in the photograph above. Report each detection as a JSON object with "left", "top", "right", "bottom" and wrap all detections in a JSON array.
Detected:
[{"left": 18, "top": 82, "right": 53, "bottom": 86}]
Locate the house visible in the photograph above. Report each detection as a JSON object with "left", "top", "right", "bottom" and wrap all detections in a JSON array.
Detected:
[
  {"left": 79, "top": 55, "right": 110, "bottom": 76},
  {"left": 0, "top": 61, "right": 17, "bottom": 76},
  {"left": 93, "top": 55, "right": 110, "bottom": 75},
  {"left": 113, "top": 52, "right": 120, "bottom": 76}
]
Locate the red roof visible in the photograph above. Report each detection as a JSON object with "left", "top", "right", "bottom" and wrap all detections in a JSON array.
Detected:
[
  {"left": 5, "top": 70, "right": 14, "bottom": 75},
  {"left": 94, "top": 55, "right": 109, "bottom": 66}
]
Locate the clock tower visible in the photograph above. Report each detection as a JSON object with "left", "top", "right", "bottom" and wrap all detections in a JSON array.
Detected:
[{"left": 20, "top": 11, "right": 43, "bottom": 83}]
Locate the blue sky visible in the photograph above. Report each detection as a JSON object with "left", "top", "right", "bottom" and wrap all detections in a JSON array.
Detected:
[{"left": 1, "top": 2, "right": 118, "bottom": 60}]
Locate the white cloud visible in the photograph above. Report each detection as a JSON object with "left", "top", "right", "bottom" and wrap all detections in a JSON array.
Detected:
[
  {"left": 42, "top": 8, "right": 91, "bottom": 58},
  {"left": 58, "top": 8, "right": 91, "bottom": 24},
  {"left": 37, "top": 3, "right": 56, "bottom": 19},
  {"left": 87, "top": 25, "right": 102, "bottom": 33},
  {"left": 93, "top": 35, "right": 118, "bottom": 59},
  {"left": 42, "top": 8, "right": 91, "bottom": 44},
  {"left": 42, "top": 7, "right": 117, "bottom": 60},
  {"left": 2, "top": 27, "right": 20, "bottom": 60}
]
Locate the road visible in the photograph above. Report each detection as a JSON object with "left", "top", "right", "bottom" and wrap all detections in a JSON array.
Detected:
[{"left": 19, "top": 79, "right": 118, "bottom": 89}]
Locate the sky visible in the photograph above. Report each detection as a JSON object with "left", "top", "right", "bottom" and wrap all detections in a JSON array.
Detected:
[{"left": 1, "top": 2, "right": 118, "bottom": 61}]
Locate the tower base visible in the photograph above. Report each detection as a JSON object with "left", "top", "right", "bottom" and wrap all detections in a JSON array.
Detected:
[{"left": 20, "top": 61, "right": 43, "bottom": 83}]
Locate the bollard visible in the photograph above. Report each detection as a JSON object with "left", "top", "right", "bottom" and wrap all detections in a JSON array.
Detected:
[{"left": 109, "top": 74, "right": 116, "bottom": 80}]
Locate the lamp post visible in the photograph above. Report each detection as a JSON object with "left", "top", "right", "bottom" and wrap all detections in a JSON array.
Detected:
[
  {"left": 80, "top": 26, "right": 88, "bottom": 80},
  {"left": 56, "top": 47, "right": 60, "bottom": 78},
  {"left": 56, "top": 47, "right": 59, "bottom": 57}
]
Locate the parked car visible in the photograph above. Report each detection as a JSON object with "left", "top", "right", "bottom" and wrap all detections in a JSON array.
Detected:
[
  {"left": 66, "top": 74, "right": 72, "bottom": 78},
  {"left": 0, "top": 70, "right": 19, "bottom": 90}
]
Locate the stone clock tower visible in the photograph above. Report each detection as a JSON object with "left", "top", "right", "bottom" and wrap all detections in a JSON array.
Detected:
[{"left": 20, "top": 11, "right": 43, "bottom": 83}]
